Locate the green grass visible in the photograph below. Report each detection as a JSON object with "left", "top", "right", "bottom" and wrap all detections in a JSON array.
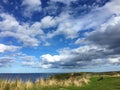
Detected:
[
  {"left": 0, "top": 72, "right": 120, "bottom": 90},
  {"left": 79, "top": 76, "right": 120, "bottom": 90},
  {"left": 33, "top": 76, "right": 120, "bottom": 90},
  {"left": 26, "top": 76, "right": 120, "bottom": 90}
]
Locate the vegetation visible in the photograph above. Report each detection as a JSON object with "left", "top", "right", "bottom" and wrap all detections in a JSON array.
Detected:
[
  {"left": 79, "top": 76, "right": 120, "bottom": 90},
  {"left": 0, "top": 72, "right": 120, "bottom": 90},
  {"left": 0, "top": 73, "right": 89, "bottom": 90}
]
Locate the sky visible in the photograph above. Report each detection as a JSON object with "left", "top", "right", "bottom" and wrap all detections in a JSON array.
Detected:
[{"left": 0, "top": 0, "right": 120, "bottom": 73}]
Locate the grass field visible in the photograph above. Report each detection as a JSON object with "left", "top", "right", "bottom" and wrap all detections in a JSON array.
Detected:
[
  {"left": 0, "top": 72, "right": 120, "bottom": 90},
  {"left": 38, "top": 76, "right": 120, "bottom": 90},
  {"left": 79, "top": 76, "right": 120, "bottom": 90}
]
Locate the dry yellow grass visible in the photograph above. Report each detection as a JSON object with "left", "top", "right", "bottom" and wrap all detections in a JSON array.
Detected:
[
  {"left": 0, "top": 76, "right": 89, "bottom": 90},
  {"left": 35, "top": 76, "right": 89, "bottom": 87}
]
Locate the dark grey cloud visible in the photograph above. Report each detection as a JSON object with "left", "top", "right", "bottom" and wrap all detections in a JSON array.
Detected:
[
  {"left": 86, "top": 15, "right": 120, "bottom": 55},
  {"left": 38, "top": 45, "right": 111, "bottom": 69},
  {"left": 38, "top": 15, "right": 120, "bottom": 69}
]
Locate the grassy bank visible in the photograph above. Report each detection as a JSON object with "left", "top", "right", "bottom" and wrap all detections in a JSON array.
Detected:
[{"left": 0, "top": 72, "right": 120, "bottom": 90}]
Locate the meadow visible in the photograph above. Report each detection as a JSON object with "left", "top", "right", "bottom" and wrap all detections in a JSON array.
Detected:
[{"left": 0, "top": 72, "right": 120, "bottom": 90}]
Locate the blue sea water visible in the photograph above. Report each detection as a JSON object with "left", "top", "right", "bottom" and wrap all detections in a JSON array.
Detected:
[{"left": 0, "top": 73, "right": 55, "bottom": 82}]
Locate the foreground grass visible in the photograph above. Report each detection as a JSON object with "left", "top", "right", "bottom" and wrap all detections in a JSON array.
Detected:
[
  {"left": 0, "top": 73, "right": 89, "bottom": 90},
  {"left": 0, "top": 72, "right": 120, "bottom": 90}
]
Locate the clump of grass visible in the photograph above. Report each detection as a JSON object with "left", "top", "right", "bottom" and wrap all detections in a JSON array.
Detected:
[
  {"left": 0, "top": 73, "right": 90, "bottom": 90},
  {"left": 25, "top": 80, "right": 33, "bottom": 89},
  {"left": 35, "top": 74, "right": 89, "bottom": 87},
  {"left": 3, "top": 83, "right": 10, "bottom": 90}
]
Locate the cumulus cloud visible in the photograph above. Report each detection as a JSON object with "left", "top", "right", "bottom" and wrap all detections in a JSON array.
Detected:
[
  {"left": 1, "top": 0, "right": 120, "bottom": 70},
  {"left": 0, "top": 44, "right": 20, "bottom": 53},
  {"left": 1, "top": 0, "right": 117, "bottom": 47},
  {"left": 0, "top": 13, "right": 19, "bottom": 31},
  {"left": 0, "top": 13, "right": 44, "bottom": 47},
  {"left": 86, "top": 15, "right": 120, "bottom": 51},
  {"left": 20, "top": 12, "right": 120, "bottom": 69},
  {"left": 41, "top": 16, "right": 57, "bottom": 29},
  {"left": 50, "top": 0, "right": 77, "bottom": 5},
  {"left": 22, "top": 0, "right": 41, "bottom": 16},
  {"left": 102, "top": 0, "right": 120, "bottom": 15},
  {"left": 38, "top": 3, "right": 120, "bottom": 69},
  {"left": 38, "top": 45, "right": 110, "bottom": 69},
  {"left": 22, "top": 0, "right": 41, "bottom": 6},
  {"left": 20, "top": 13, "right": 120, "bottom": 69},
  {"left": 65, "top": 14, "right": 120, "bottom": 69},
  {"left": 108, "top": 56, "right": 120, "bottom": 64},
  {"left": 43, "top": 0, "right": 120, "bottom": 40},
  {"left": 45, "top": 13, "right": 82, "bottom": 39}
]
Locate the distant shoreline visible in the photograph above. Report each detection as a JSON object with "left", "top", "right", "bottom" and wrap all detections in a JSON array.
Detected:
[{"left": 0, "top": 70, "right": 120, "bottom": 74}]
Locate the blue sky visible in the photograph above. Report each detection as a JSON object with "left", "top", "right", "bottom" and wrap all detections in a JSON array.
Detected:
[{"left": 0, "top": 0, "right": 120, "bottom": 73}]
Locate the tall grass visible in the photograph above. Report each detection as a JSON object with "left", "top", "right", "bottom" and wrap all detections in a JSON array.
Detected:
[
  {"left": 0, "top": 74, "right": 89, "bottom": 90},
  {"left": 35, "top": 76, "right": 89, "bottom": 87}
]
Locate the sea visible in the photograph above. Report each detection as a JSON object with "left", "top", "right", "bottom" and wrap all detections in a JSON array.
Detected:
[{"left": 0, "top": 73, "right": 55, "bottom": 82}]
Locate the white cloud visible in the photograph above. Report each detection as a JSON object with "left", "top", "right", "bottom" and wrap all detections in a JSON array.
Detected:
[
  {"left": 41, "top": 54, "right": 61, "bottom": 63},
  {"left": 41, "top": 16, "right": 57, "bottom": 28},
  {"left": 102, "top": 0, "right": 120, "bottom": 15},
  {"left": 38, "top": 45, "right": 109, "bottom": 68},
  {"left": 108, "top": 57, "right": 120, "bottom": 63},
  {"left": 2, "top": 0, "right": 119, "bottom": 47},
  {"left": 50, "top": 0, "right": 77, "bottom": 5},
  {"left": 1, "top": 0, "right": 119, "bottom": 47},
  {"left": 0, "top": 44, "right": 20, "bottom": 53},
  {"left": 39, "top": 63, "right": 52, "bottom": 68},
  {"left": 22, "top": 0, "right": 41, "bottom": 6},
  {"left": 44, "top": 0, "right": 120, "bottom": 40},
  {"left": 55, "top": 20, "right": 80, "bottom": 39},
  {"left": 45, "top": 13, "right": 82, "bottom": 39},
  {"left": 0, "top": 13, "right": 19, "bottom": 31},
  {"left": 0, "top": 13, "right": 44, "bottom": 47},
  {"left": 22, "top": 0, "right": 41, "bottom": 17},
  {"left": 1, "top": 0, "right": 120, "bottom": 69},
  {"left": 75, "top": 38, "right": 86, "bottom": 45}
]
